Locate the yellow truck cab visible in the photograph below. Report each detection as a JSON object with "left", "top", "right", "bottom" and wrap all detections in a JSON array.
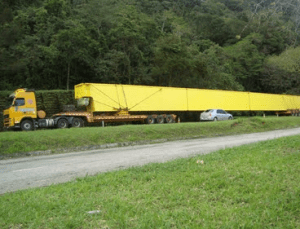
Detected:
[{"left": 3, "top": 89, "right": 38, "bottom": 130}]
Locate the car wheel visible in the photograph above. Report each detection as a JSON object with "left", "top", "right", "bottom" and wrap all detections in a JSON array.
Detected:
[
  {"left": 57, "top": 118, "right": 68, "bottom": 129},
  {"left": 213, "top": 117, "right": 218, "bottom": 121},
  {"left": 21, "top": 120, "right": 33, "bottom": 131},
  {"left": 228, "top": 116, "right": 233, "bottom": 120}
]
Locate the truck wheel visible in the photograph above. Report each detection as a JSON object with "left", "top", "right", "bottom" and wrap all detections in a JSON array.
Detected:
[
  {"left": 146, "top": 115, "right": 155, "bottom": 124},
  {"left": 21, "top": 120, "right": 33, "bottom": 131},
  {"left": 57, "top": 118, "right": 68, "bottom": 129},
  {"left": 157, "top": 115, "right": 164, "bottom": 124},
  {"left": 166, "top": 115, "right": 174, "bottom": 123},
  {"left": 72, "top": 117, "right": 84, "bottom": 128}
]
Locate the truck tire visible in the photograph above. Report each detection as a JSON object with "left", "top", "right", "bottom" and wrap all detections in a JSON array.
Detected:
[
  {"left": 57, "top": 118, "right": 68, "bottom": 129},
  {"left": 166, "top": 115, "right": 174, "bottom": 123},
  {"left": 21, "top": 120, "right": 33, "bottom": 131},
  {"left": 72, "top": 117, "right": 84, "bottom": 128},
  {"left": 157, "top": 115, "right": 164, "bottom": 124},
  {"left": 146, "top": 115, "right": 155, "bottom": 124}
]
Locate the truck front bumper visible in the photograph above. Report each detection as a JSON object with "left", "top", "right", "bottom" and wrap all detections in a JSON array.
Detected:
[{"left": 3, "top": 118, "right": 19, "bottom": 129}]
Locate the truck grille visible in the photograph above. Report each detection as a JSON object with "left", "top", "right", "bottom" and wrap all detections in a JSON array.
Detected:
[{"left": 4, "top": 118, "right": 10, "bottom": 127}]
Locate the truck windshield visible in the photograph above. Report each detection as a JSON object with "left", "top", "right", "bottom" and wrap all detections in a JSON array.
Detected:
[{"left": 5, "top": 96, "right": 14, "bottom": 109}]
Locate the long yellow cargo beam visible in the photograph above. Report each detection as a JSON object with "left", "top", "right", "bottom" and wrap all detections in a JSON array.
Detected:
[{"left": 75, "top": 83, "right": 300, "bottom": 112}]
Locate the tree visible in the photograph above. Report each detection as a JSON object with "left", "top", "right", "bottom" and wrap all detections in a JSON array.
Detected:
[
  {"left": 152, "top": 34, "right": 192, "bottom": 86},
  {"left": 189, "top": 1, "right": 235, "bottom": 46},
  {"left": 261, "top": 46, "right": 300, "bottom": 94},
  {"left": 224, "top": 33, "right": 265, "bottom": 91},
  {"left": 238, "top": 0, "right": 298, "bottom": 48},
  {"left": 267, "top": 46, "right": 300, "bottom": 73},
  {"left": 201, "top": 44, "right": 244, "bottom": 90},
  {"left": 106, "top": 5, "right": 160, "bottom": 84},
  {"left": 50, "top": 23, "right": 100, "bottom": 89}
]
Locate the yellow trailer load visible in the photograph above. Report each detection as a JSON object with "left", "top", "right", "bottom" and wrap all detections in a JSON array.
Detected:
[{"left": 74, "top": 83, "right": 300, "bottom": 112}]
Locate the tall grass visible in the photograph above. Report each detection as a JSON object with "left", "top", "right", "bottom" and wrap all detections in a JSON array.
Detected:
[{"left": 1, "top": 116, "right": 300, "bottom": 156}]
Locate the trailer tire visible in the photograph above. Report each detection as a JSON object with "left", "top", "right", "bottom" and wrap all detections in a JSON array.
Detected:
[
  {"left": 57, "top": 118, "right": 68, "bottom": 129},
  {"left": 72, "top": 117, "right": 84, "bottom": 128},
  {"left": 166, "top": 115, "right": 174, "bottom": 123},
  {"left": 157, "top": 115, "right": 164, "bottom": 124},
  {"left": 21, "top": 120, "right": 33, "bottom": 131},
  {"left": 146, "top": 115, "right": 155, "bottom": 124}
]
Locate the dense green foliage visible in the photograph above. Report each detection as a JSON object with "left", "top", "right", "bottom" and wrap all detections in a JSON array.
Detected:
[{"left": 1, "top": 0, "right": 300, "bottom": 93}]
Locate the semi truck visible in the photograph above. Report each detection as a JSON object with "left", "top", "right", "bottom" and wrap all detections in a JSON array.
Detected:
[{"left": 3, "top": 83, "right": 300, "bottom": 131}]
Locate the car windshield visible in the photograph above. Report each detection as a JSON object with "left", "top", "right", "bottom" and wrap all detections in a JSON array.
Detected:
[
  {"left": 5, "top": 95, "right": 14, "bottom": 109},
  {"left": 205, "top": 109, "right": 212, "bottom": 112}
]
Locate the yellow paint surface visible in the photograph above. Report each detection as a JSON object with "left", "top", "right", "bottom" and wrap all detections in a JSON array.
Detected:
[
  {"left": 249, "top": 93, "right": 286, "bottom": 111},
  {"left": 187, "top": 89, "right": 250, "bottom": 111},
  {"left": 74, "top": 83, "right": 300, "bottom": 112}
]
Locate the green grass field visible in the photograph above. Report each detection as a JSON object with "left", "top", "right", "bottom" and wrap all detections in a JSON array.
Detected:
[
  {"left": 1, "top": 134, "right": 299, "bottom": 228},
  {"left": 1, "top": 116, "right": 300, "bottom": 156}
]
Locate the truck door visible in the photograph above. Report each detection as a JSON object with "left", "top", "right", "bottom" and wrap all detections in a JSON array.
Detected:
[
  {"left": 13, "top": 97, "right": 36, "bottom": 124},
  {"left": 13, "top": 98, "right": 26, "bottom": 124}
]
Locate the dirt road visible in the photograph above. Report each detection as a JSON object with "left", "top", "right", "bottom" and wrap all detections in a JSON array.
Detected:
[{"left": 1, "top": 128, "right": 300, "bottom": 195}]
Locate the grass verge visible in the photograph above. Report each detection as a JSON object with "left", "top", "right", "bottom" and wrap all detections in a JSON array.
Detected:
[
  {"left": 1, "top": 116, "right": 300, "bottom": 156},
  {"left": 1, "top": 134, "right": 299, "bottom": 228}
]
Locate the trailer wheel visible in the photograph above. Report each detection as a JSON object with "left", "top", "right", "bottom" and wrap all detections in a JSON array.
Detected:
[
  {"left": 21, "top": 120, "right": 33, "bottom": 131},
  {"left": 166, "top": 115, "right": 174, "bottom": 123},
  {"left": 146, "top": 115, "right": 155, "bottom": 124},
  {"left": 157, "top": 115, "right": 164, "bottom": 124},
  {"left": 72, "top": 117, "right": 84, "bottom": 128},
  {"left": 57, "top": 118, "right": 68, "bottom": 129}
]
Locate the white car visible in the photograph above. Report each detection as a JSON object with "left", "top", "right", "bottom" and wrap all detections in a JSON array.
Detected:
[{"left": 200, "top": 109, "right": 233, "bottom": 121}]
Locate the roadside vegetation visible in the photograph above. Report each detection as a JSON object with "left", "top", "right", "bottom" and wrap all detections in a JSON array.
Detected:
[
  {"left": 1, "top": 116, "right": 300, "bottom": 156},
  {"left": 1, "top": 133, "right": 299, "bottom": 228}
]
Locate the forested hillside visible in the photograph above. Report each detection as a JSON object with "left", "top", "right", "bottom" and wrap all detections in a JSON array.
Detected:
[{"left": 1, "top": 0, "right": 300, "bottom": 94}]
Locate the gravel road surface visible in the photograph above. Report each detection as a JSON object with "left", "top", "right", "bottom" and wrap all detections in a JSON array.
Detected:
[{"left": 1, "top": 128, "right": 300, "bottom": 195}]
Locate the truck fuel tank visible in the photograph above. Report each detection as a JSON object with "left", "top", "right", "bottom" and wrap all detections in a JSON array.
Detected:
[{"left": 38, "top": 119, "right": 55, "bottom": 128}]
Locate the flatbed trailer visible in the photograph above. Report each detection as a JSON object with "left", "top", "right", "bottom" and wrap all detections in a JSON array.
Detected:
[{"left": 52, "top": 111, "right": 176, "bottom": 126}]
